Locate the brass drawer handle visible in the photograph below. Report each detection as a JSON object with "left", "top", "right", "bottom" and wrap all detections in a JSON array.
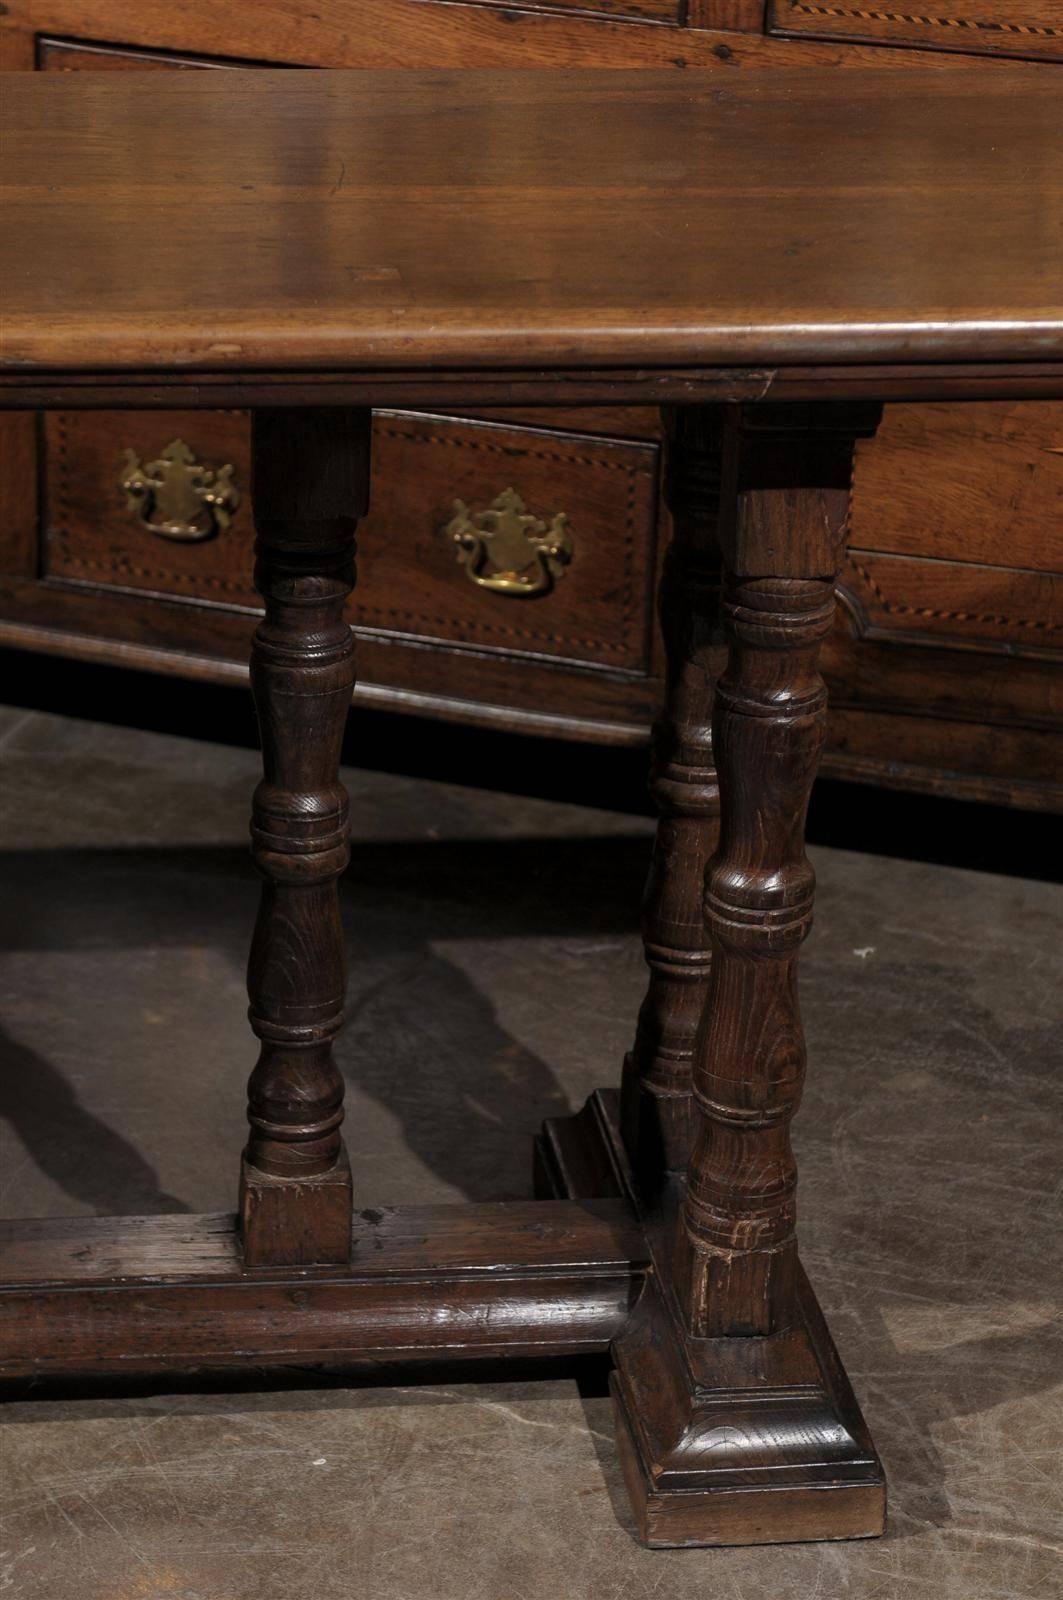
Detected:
[
  {"left": 120, "top": 438, "right": 241, "bottom": 543},
  {"left": 446, "top": 488, "right": 573, "bottom": 598}
]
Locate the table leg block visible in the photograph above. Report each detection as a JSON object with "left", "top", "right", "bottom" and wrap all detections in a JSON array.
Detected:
[
  {"left": 240, "top": 1147, "right": 354, "bottom": 1269},
  {"left": 240, "top": 407, "right": 372, "bottom": 1269},
  {"left": 610, "top": 1269, "right": 885, "bottom": 1548},
  {"left": 537, "top": 1090, "right": 885, "bottom": 1548}
]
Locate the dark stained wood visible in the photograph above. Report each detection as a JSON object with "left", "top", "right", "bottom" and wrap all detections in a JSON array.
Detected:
[
  {"left": 3, "top": 70, "right": 1062, "bottom": 376},
  {"left": 536, "top": 1087, "right": 639, "bottom": 1205},
  {"left": 616, "top": 405, "right": 889, "bottom": 1544},
  {"left": 841, "top": 399, "right": 1063, "bottom": 653},
  {"left": 0, "top": 574, "right": 663, "bottom": 744},
  {"left": 679, "top": 402, "right": 881, "bottom": 1338},
  {"left": 841, "top": 550, "right": 1061, "bottom": 651},
  {"left": 0, "top": 414, "right": 36, "bottom": 578},
  {"left": 621, "top": 408, "right": 723, "bottom": 1178},
  {"left": 0, "top": 1201, "right": 648, "bottom": 1376},
  {"left": 851, "top": 401, "right": 1063, "bottom": 571},
  {"left": 0, "top": 1199, "right": 643, "bottom": 1282},
  {"left": 541, "top": 406, "right": 895, "bottom": 1547},
  {"left": 611, "top": 1262, "right": 886, "bottom": 1546},
  {"left": 239, "top": 408, "right": 371, "bottom": 1266},
  {"left": 541, "top": 1089, "right": 886, "bottom": 1546},
  {"left": 5, "top": 364, "right": 1063, "bottom": 411},
  {"left": 822, "top": 705, "right": 1063, "bottom": 808},
  {"left": 9, "top": 572, "right": 1059, "bottom": 805}
]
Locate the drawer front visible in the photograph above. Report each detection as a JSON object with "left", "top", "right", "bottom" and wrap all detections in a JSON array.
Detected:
[
  {"left": 43, "top": 411, "right": 660, "bottom": 674},
  {"left": 840, "top": 402, "right": 1063, "bottom": 654},
  {"left": 768, "top": 0, "right": 1063, "bottom": 58},
  {"left": 839, "top": 554, "right": 1061, "bottom": 653}
]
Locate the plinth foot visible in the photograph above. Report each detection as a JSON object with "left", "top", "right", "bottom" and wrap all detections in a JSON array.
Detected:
[
  {"left": 535, "top": 1089, "right": 885, "bottom": 1549},
  {"left": 239, "top": 1146, "right": 353, "bottom": 1268},
  {"left": 611, "top": 1265, "right": 885, "bottom": 1548}
]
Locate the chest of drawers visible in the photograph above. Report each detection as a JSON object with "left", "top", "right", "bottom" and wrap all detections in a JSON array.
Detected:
[{"left": 1, "top": 1, "right": 1060, "bottom": 808}]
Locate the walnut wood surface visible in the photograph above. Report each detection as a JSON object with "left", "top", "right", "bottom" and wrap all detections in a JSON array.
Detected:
[
  {"left": 3, "top": 0, "right": 1062, "bottom": 819},
  {"left": 1, "top": 47, "right": 1058, "bottom": 791},
  {"left": 2, "top": 69, "right": 1062, "bottom": 377},
  {"left": 41, "top": 409, "right": 660, "bottom": 673},
  {"left": 0, "top": 0, "right": 1005, "bottom": 72}
]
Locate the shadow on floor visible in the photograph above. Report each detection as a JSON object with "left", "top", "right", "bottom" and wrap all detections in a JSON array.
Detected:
[
  {"left": 0, "top": 1023, "right": 190, "bottom": 1215},
  {"left": 0, "top": 833, "right": 651, "bottom": 1210},
  {"left": 3, "top": 646, "right": 1060, "bottom": 882}
]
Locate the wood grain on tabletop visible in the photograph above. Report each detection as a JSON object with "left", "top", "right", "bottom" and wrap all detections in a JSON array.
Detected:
[{"left": 1, "top": 68, "right": 1061, "bottom": 374}]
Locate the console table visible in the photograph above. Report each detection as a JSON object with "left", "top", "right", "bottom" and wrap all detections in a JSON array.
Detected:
[{"left": 1, "top": 67, "right": 1060, "bottom": 1550}]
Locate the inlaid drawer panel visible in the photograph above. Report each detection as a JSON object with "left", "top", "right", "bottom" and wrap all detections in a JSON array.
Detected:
[
  {"left": 43, "top": 411, "right": 660, "bottom": 673},
  {"left": 838, "top": 553, "right": 1060, "bottom": 653},
  {"left": 768, "top": 0, "right": 1063, "bottom": 58},
  {"left": 840, "top": 401, "right": 1063, "bottom": 654}
]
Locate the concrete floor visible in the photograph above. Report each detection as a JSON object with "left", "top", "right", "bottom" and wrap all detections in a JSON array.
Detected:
[{"left": 1, "top": 701, "right": 1061, "bottom": 1600}]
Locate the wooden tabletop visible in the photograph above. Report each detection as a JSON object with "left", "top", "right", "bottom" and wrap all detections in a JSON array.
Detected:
[{"left": 1, "top": 68, "right": 1062, "bottom": 387}]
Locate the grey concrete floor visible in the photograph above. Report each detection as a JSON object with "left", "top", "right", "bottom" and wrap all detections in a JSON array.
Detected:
[{"left": 1, "top": 702, "right": 1061, "bottom": 1600}]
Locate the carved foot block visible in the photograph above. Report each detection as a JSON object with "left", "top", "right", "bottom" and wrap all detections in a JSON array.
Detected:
[
  {"left": 239, "top": 1146, "right": 353, "bottom": 1268},
  {"left": 535, "top": 1090, "right": 885, "bottom": 1549},
  {"left": 610, "top": 1271, "right": 885, "bottom": 1548}
]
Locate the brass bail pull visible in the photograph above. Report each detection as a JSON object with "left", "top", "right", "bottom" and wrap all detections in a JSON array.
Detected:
[
  {"left": 120, "top": 438, "right": 241, "bottom": 543},
  {"left": 446, "top": 488, "right": 573, "bottom": 598}
]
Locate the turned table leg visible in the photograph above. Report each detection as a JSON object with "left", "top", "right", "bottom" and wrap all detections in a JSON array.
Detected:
[
  {"left": 240, "top": 408, "right": 372, "bottom": 1269},
  {"left": 620, "top": 408, "right": 723, "bottom": 1183},
  {"left": 611, "top": 401, "right": 887, "bottom": 1547},
  {"left": 536, "top": 409, "right": 723, "bottom": 1200}
]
